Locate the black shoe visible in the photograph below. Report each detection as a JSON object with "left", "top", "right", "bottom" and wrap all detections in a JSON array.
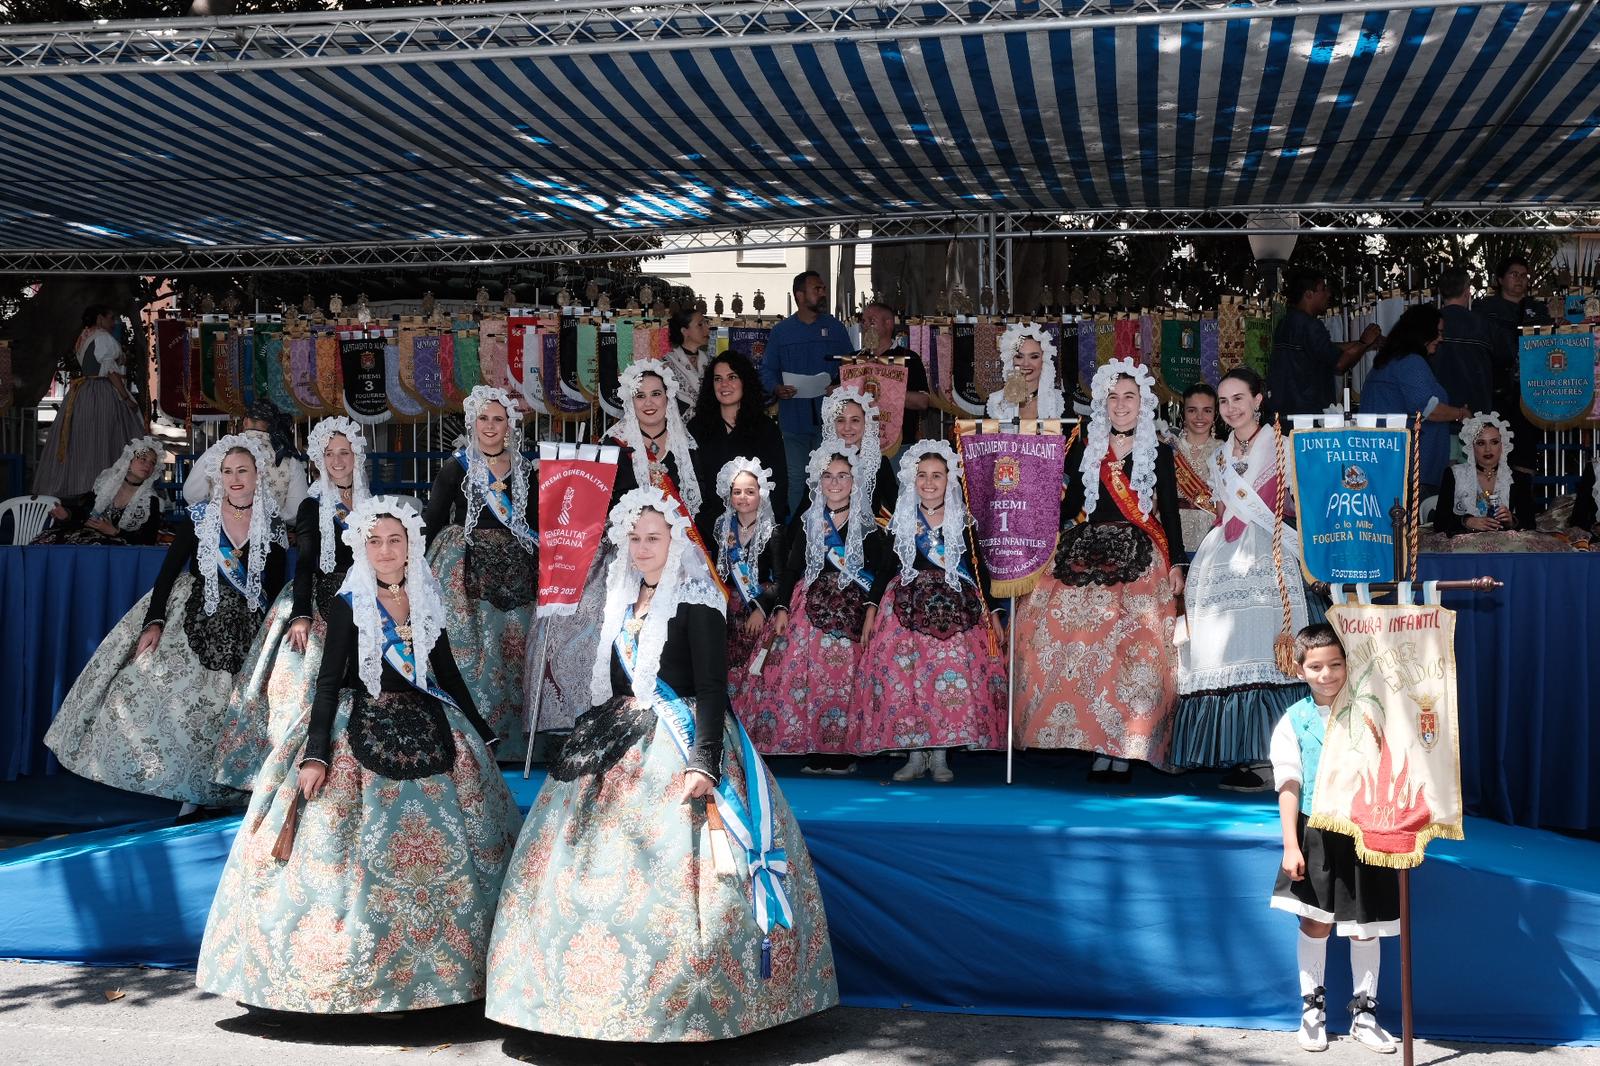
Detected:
[{"left": 1218, "top": 766, "right": 1270, "bottom": 792}]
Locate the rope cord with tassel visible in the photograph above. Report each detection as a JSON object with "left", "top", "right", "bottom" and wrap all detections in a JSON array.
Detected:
[
  {"left": 1270, "top": 417, "right": 1297, "bottom": 677},
  {"left": 1408, "top": 411, "right": 1422, "bottom": 582}
]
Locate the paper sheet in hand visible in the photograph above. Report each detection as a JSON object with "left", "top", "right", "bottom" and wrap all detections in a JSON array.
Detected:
[{"left": 783, "top": 371, "right": 831, "bottom": 398}]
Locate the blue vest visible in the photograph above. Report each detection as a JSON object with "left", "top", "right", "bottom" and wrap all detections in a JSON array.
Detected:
[{"left": 1287, "top": 696, "right": 1327, "bottom": 816}]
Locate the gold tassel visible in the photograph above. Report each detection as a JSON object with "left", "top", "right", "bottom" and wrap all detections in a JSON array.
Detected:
[{"left": 1274, "top": 632, "right": 1297, "bottom": 677}]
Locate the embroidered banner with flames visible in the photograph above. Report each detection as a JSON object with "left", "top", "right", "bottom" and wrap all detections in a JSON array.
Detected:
[{"left": 1310, "top": 602, "right": 1465, "bottom": 869}]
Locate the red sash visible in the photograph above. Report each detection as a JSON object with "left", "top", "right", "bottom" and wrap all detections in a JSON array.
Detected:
[{"left": 1101, "top": 454, "right": 1170, "bottom": 567}]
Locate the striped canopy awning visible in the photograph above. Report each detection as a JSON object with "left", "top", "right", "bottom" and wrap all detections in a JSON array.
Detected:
[{"left": 1, "top": 0, "right": 1598, "bottom": 267}]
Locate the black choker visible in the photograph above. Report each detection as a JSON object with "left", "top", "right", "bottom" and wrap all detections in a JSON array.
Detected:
[
  {"left": 123, "top": 477, "right": 142, "bottom": 487},
  {"left": 829, "top": 505, "right": 850, "bottom": 517},
  {"left": 480, "top": 447, "right": 506, "bottom": 458},
  {"left": 1110, "top": 427, "right": 1136, "bottom": 437},
  {"left": 641, "top": 579, "right": 659, "bottom": 590},
  {"left": 642, "top": 426, "right": 669, "bottom": 441},
  {"left": 381, "top": 577, "right": 407, "bottom": 595}
]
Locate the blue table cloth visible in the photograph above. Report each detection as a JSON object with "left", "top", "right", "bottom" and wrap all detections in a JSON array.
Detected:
[
  {"left": 1419, "top": 551, "right": 1600, "bottom": 831},
  {"left": 0, "top": 545, "right": 168, "bottom": 781}
]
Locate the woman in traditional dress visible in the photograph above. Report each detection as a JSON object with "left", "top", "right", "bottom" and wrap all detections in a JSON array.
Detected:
[
  {"left": 663, "top": 306, "right": 713, "bottom": 416},
  {"left": 184, "top": 401, "right": 309, "bottom": 517},
  {"left": 197, "top": 496, "right": 518, "bottom": 1014},
  {"left": 852, "top": 441, "right": 1007, "bottom": 782},
  {"left": 44, "top": 434, "right": 287, "bottom": 815},
  {"left": 532, "top": 362, "right": 711, "bottom": 742},
  {"left": 789, "top": 387, "right": 895, "bottom": 524},
  {"left": 486, "top": 488, "right": 837, "bottom": 1041},
  {"left": 424, "top": 385, "right": 538, "bottom": 760},
  {"left": 1169, "top": 368, "right": 1316, "bottom": 791},
  {"left": 1166, "top": 383, "right": 1224, "bottom": 556},
  {"left": 213, "top": 417, "right": 370, "bottom": 790},
  {"left": 985, "top": 322, "right": 1066, "bottom": 422},
  {"left": 1434, "top": 412, "right": 1536, "bottom": 536},
  {"left": 753, "top": 445, "right": 891, "bottom": 770},
  {"left": 713, "top": 457, "right": 784, "bottom": 721},
  {"left": 34, "top": 435, "right": 166, "bottom": 546},
  {"left": 33, "top": 304, "right": 146, "bottom": 498},
  {"left": 689, "top": 350, "right": 790, "bottom": 532},
  {"left": 1014, "top": 359, "right": 1186, "bottom": 782}
]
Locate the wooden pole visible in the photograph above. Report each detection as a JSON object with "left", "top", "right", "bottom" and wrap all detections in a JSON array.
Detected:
[{"left": 1400, "top": 868, "right": 1415, "bottom": 1066}]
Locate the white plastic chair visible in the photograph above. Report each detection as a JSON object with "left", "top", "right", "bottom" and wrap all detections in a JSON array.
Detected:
[
  {"left": 1419, "top": 494, "right": 1438, "bottom": 528},
  {"left": 0, "top": 494, "right": 59, "bottom": 545}
]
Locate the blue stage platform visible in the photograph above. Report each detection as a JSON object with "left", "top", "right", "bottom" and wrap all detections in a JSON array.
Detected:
[{"left": 1, "top": 758, "right": 1595, "bottom": 1046}]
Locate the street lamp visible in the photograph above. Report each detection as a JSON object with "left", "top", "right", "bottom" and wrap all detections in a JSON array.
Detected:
[{"left": 1247, "top": 212, "right": 1300, "bottom": 296}]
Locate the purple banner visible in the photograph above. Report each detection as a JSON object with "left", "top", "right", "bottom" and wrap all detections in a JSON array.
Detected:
[{"left": 958, "top": 430, "right": 1067, "bottom": 599}]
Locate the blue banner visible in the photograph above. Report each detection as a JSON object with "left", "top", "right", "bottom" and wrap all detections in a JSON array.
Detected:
[
  {"left": 1290, "top": 427, "right": 1411, "bottom": 584},
  {"left": 1519, "top": 331, "right": 1595, "bottom": 430}
]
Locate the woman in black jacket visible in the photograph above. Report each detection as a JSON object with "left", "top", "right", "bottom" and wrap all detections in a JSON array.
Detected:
[{"left": 688, "top": 350, "right": 789, "bottom": 539}]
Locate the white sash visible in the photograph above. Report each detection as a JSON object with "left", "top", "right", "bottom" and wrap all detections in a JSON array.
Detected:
[{"left": 1215, "top": 449, "right": 1302, "bottom": 561}]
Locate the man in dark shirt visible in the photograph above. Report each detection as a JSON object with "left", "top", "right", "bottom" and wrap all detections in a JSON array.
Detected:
[
  {"left": 859, "top": 301, "right": 931, "bottom": 452},
  {"left": 1266, "top": 267, "right": 1382, "bottom": 417},
  {"left": 1434, "top": 266, "right": 1495, "bottom": 416},
  {"left": 1473, "top": 255, "right": 1551, "bottom": 472}
]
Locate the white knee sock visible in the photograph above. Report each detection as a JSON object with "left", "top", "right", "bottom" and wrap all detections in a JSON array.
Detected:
[
  {"left": 1298, "top": 931, "right": 1328, "bottom": 999},
  {"left": 1350, "top": 937, "right": 1381, "bottom": 1000}
]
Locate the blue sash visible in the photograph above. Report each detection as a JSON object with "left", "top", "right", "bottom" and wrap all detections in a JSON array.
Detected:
[
  {"left": 614, "top": 615, "right": 793, "bottom": 941},
  {"left": 333, "top": 499, "right": 351, "bottom": 531},
  {"left": 216, "top": 534, "right": 252, "bottom": 598},
  {"left": 346, "top": 591, "right": 458, "bottom": 707},
  {"left": 824, "top": 511, "right": 873, "bottom": 591},
  {"left": 456, "top": 449, "right": 519, "bottom": 530},
  {"left": 1288, "top": 697, "right": 1325, "bottom": 816},
  {"left": 914, "top": 512, "right": 976, "bottom": 587},
  {"left": 724, "top": 530, "right": 762, "bottom": 607}
]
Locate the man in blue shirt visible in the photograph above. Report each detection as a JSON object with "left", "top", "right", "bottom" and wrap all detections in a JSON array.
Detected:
[
  {"left": 1266, "top": 267, "right": 1381, "bottom": 417},
  {"left": 760, "top": 270, "right": 853, "bottom": 514}
]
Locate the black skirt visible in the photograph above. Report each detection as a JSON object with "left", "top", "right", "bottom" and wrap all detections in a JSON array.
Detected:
[{"left": 1271, "top": 813, "right": 1401, "bottom": 937}]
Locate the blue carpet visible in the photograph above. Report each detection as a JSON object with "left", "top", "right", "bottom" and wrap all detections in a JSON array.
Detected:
[{"left": 1, "top": 756, "right": 1596, "bottom": 1044}]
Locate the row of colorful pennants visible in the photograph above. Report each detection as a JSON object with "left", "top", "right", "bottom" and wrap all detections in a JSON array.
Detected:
[{"left": 152, "top": 304, "right": 1281, "bottom": 425}]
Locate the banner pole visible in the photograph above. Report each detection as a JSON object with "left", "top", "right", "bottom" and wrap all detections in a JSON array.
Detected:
[
  {"left": 523, "top": 628, "right": 548, "bottom": 780},
  {"left": 1400, "top": 868, "right": 1415, "bottom": 1066},
  {"left": 1006, "top": 596, "right": 1016, "bottom": 786}
]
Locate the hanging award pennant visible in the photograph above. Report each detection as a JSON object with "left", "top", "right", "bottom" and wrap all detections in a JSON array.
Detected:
[
  {"left": 1312, "top": 602, "right": 1464, "bottom": 868},
  {"left": 952, "top": 319, "right": 985, "bottom": 414},
  {"left": 1243, "top": 313, "right": 1274, "bottom": 378},
  {"left": 840, "top": 357, "right": 909, "bottom": 453},
  {"left": 383, "top": 330, "right": 425, "bottom": 422},
  {"left": 556, "top": 315, "right": 590, "bottom": 405},
  {"left": 1159, "top": 316, "right": 1202, "bottom": 400},
  {"left": 956, "top": 421, "right": 1068, "bottom": 599},
  {"left": 537, "top": 442, "right": 622, "bottom": 616},
  {"left": 542, "top": 328, "right": 591, "bottom": 420},
  {"left": 1519, "top": 329, "right": 1595, "bottom": 430},
  {"left": 598, "top": 323, "right": 623, "bottom": 417},
  {"left": 1290, "top": 426, "right": 1411, "bottom": 583},
  {"left": 339, "top": 329, "right": 392, "bottom": 424},
  {"left": 728, "top": 326, "right": 771, "bottom": 376},
  {"left": 1199, "top": 317, "right": 1222, "bottom": 387}
]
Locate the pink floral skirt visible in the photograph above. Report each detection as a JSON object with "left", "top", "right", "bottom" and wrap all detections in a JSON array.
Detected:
[
  {"left": 849, "top": 577, "right": 1007, "bottom": 753},
  {"left": 747, "top": 581, "right": 860, "bottom": 755},
  {"left": 728, "top": 598, "right": 775, "bottom": 723}
]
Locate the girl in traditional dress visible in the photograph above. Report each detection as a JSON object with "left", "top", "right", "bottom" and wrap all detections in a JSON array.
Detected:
[
  {"left": 985, "top": 322, "right": 1066, "bottom": 422},
  {"left": 486, "top": 488, "right": 837, "bottom": 1041},
  {"left": 715, "top": 457, "right": 784, "bottom": 722},
  {"left": 34, "top": 435, "right": 166, "bottom": 546},
  {"left": 852, "top": 441, "right": 1006, "bottom": 782},
  {"left": 753, "top": 445, "right": 891, "bottom": 769},
  {"left": 790, "top": 388, "right": 895, "bottom": 524},
  {"left": 1433, "top": 412, "right": 1537, "bottom": 536},
  {"left": 1013, "top": 359, "right": 1186, "bottom": 782},
  {"left": 532, "top": 362, "right": 711, "bottom": 741},
  {"left": 33, "top": 304, "right": 146, "bottom": 498},
  {"left": 1167, "top": 383, "right": 1224, "bottom": 556},
  {"left": 197, "top": 497, "right": 518, "bottom": 1015},
  {"left": 663, "top": 306, "right": 713, "bottom": 415},
  {"left": 424, "top": 385, "right": 538, "bottom": 760},
  {"left": 1169, "top": 368, "right": 1315, "bottom": 791},
  {"left": 213, "top": 417, "right": 370, "bottom": 790},
  {"left": 44, "top": 434, "right": 287, "bottom": 814}
]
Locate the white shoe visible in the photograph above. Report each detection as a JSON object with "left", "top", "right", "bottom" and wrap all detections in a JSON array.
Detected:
[
  {"left": 893, "top": 751, "right": 931, "bottom": 781},
  {"left": 928, "top": 749, "right": 954, "bottom": 783},
  {"left": 1298, "top": 989, "right": 1328, "bottom": 1052},
  {"left": 1348, "top": 996, "right": 1396, "bottom": 1054}
]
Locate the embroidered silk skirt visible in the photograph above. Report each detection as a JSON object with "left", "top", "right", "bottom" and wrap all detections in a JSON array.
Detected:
[
  {"left": 484, "top": 698, "right": 837, "bottom": 1041},
  {"left": 213, "top": 574, "right": 340, "bottom": 791},
  {"left": 1168, "top": 521, "right": 1318, "bottom": 769},
  {"left": 428, "top": 525, "right": 535, "bottom": 761},
  {"left": 1013, "top": 524, "right": 1179, "bottom": 764},
  {"left": 849, "top": 573, "right": 1007, "bottom": 753},
  {"left": 196, "top": 690, "right": 519, "bottom": 1013},
  {"left": 31, "top": 377, "right": 145, "bottom": 498},
  {"left": 747, "top": 574, "right": 866, "bottom": 755},
  {"left": 727, "top": 592, "right": 777, "bottom": 723},
  {"left": 44, "top": 571, "right": 255, "bottom": 806}
]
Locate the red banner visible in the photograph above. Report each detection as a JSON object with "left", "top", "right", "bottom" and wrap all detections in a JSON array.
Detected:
[{"left": 537, "top": 442, "right": 622, "bottom": 617}]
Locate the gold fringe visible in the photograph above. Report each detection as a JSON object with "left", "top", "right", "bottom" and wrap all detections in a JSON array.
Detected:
[
  {"left": 989, "top": 561, "right": 1052, "bottom": 601},
  {"left": 1307, "top": 813, "right": 1466, "bottom": 870}
]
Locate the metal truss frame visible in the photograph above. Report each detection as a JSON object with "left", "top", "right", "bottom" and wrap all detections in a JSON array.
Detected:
[
  {"left": 4, "top": 207, "right": 1600, "bottom": 276},
  {"left": 0, "top": 0, "right": 1560, "bottom": 73}
]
